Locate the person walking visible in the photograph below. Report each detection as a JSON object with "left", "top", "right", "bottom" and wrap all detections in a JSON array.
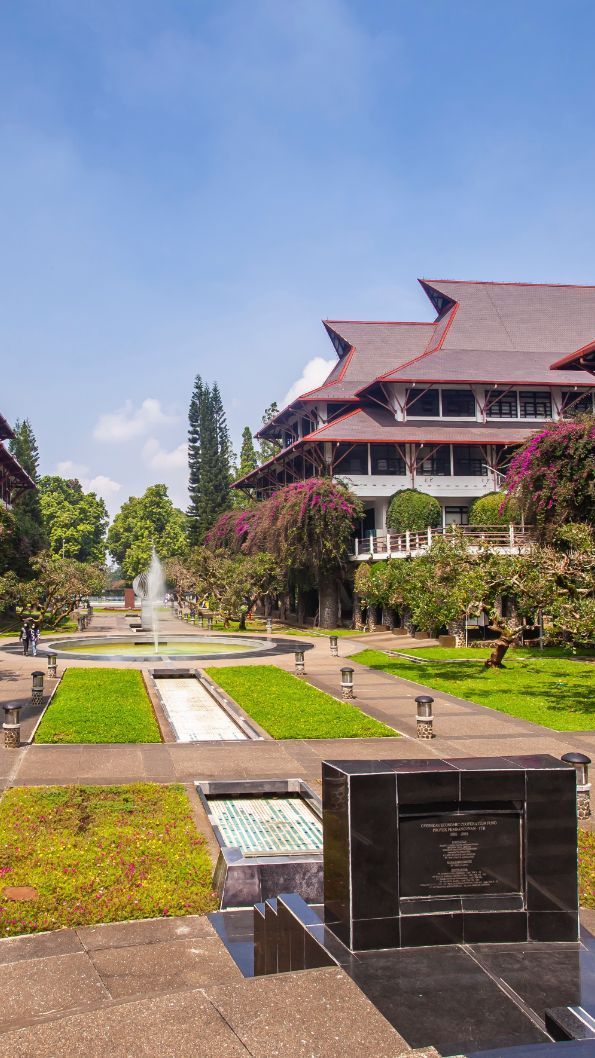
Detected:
[
  {"left": 20, "top": 622, "right": 31, "bottom": 656},
  {"left": 30, "top": 623, "right": 40, "bottom": 657}
]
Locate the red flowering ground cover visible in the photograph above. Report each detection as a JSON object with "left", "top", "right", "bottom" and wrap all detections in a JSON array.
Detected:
[{"left": 0, "top": 784, "right": 216, "bottom": 936}]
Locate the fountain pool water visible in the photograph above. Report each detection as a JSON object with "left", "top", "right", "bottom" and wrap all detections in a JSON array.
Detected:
[{"left": 41, "top": 635, "right": 275, "bottom": 661}]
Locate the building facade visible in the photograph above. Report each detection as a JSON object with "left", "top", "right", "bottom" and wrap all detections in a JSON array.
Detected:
[
  {"left": 0, "top": 413, "right": 35, "bottom": 508},
  {"left": 236, "top": 279, "right": 595, "bottom": 541}
]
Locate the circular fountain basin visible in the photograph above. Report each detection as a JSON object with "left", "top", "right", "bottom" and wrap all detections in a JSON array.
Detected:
[{"left": 27, "top": 635, "right": 311, "bottom": 662}]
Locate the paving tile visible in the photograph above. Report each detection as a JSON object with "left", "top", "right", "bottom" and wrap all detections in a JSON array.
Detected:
[
  {"left": 0, "top": 990, "right": 249, "bottom": 1057},
  {"left": 77, "top": 915, "right": 213, "bottom": 951},
  {"left": 0, "top": 951, "right": 108, "bottom": 1032},
  {"left": 0, "top": 928, "right": 83, "bottom": 965},
  {"left": 206, "top": 966, "right": 409, "bottom": 1057},
  {"left": 90, "top": 934, "right": 242, "bottom": 999}
]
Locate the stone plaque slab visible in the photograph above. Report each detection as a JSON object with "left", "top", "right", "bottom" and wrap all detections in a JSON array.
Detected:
[{"left": 399, "top": 810, "right": 522, "bottom": 898}]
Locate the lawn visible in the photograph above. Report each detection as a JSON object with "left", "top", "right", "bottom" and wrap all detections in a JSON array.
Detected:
[
  {"left": 35, "top": 668, "right": 161, "bottom": 743},
  {"left": 580, "top": 829, "right": 595, "bottom": 909},
  {"left": 204, "top": 664, "right": 398, "bottom": 739},
  {"left": 350, "top": 649, "right": 595, "bottom": 731},
  {"left": 0, "top": 784, "right": 216, "bottom": 936}
]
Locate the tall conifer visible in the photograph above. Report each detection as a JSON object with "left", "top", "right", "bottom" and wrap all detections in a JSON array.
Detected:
[
  {"left": 7, "top": 419, "right": 46, "bottom": 572},
  {"left": 187, "top": 377, "right": 232, "bottom": 544}
]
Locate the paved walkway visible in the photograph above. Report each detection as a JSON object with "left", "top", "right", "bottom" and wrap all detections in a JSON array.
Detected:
[
  {"left": 0, "top": 915, "right": 427, "bottom": 1057},
  {"left": 0, "top": 612, "right": 593, "bottom": 798}
]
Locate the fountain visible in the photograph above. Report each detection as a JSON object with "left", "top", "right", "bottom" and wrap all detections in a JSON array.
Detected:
[{"left": 133, "top": 549, "right": 165, "bottom": 651}]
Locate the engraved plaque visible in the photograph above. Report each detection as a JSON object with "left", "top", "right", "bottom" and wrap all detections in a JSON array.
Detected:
[{"left": 399, "top": 811, "right": 521, "bottom": 898}]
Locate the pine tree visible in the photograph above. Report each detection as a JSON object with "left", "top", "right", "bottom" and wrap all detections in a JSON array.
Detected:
[
  {"left": 187, "top": 376, "right": 204, "bottom": 546},
  {"left": 187, "top": 377, "right": 232, "bottom": 544},
  {"left": 6, "top": 419, "right": 46, "bottom": 574}
]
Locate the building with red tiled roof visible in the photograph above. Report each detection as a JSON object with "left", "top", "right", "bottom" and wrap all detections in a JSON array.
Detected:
[
  {"left": 235, "top": 279, "right": 595, "bottom": 536},
  {"left": 0, "top": 414, "right": 36, "bottom": 508}
]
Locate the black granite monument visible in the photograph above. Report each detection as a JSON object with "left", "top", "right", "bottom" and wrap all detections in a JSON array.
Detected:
[{"left": 322, "top": 755, "right": 578, "bottom": 950}]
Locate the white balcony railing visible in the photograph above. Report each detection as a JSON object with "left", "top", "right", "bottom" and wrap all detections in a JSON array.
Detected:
[{"left": 350, "top": 525, "right": 534, "bottom": 560}]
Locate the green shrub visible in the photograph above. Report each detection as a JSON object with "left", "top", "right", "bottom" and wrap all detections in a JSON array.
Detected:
[
  {"left": 387, "top": 489, "right": 442, "bottom": 533},
  {"left": 468, "top": 491, "right": 517, "bottom": 526}
]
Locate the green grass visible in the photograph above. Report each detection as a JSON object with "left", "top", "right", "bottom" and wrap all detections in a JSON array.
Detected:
[
  {"left": 35, "top": 669, "right": 161, "bottom": 743},
  {"left": 580, "top": 829, "right": 595, "bottom": 909},
  {"left": 350, "top": 649, "right": 595, "bottom": 731},
  {"left": 280, "top": 626, "right": 364, "bottom": 638},
  {"left": 0, "top": 784, "right": 216, "bottom": 936},
  {"left": 204, "top": 664, "right": 398, "bottom": 739},
  {"left": 402, "top": 645, "right": 594, "bottom": 661}
]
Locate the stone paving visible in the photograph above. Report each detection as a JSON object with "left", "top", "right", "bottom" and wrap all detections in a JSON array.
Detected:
[{"left": 0, "top": 915, "right": 423, "bottom": 1057}]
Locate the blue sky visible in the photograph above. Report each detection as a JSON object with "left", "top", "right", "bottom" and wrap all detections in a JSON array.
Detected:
[{"left": 3, "top": 0, "right": 595, "bottom": 513}]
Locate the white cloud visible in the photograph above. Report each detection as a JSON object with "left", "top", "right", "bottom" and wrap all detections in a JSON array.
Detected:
[
  {"left": 93, "top": 398, "right": 177, "bottom": 443},
  {"left": 86, "top": 474, "right": 122, "bottom": 499},
  {"left": 143, "top": 438, "right": 188, "bottom": 470},
  {"left": 55, "top": 461, "right": 121, "bottom": 506},
  {"left": 282, "top": 356, "right": 335, "bottom": 406}
]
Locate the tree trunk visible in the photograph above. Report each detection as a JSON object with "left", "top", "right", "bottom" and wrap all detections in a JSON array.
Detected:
[
  {"left": 296, "top": 586, "right": 306, "bottom": 626},
  {"left": 402, "top": 605, "right": 415, "bottom": 636},
  {"left": 447, "top": 617, "right": 466, "bottom": 648},
  {"left": 381, "top": 605, "right": 395, "bottom": 630},
  {"left": 484, "top": 637, "right": 512, "bottom": 668},
  {"left": 352, "top": 593, "right": 364, "bottom": 631},
  {"left": 367, "top": 605, "right": 377, "bottom": 633},
  {"left": 318, "top": 574, "right": 338, "bottom": 629},
  {"left": 238, "top": 612, "right": 247, "bottom": 631},
  {"left": 264, "top": 595, "right": 272, "bottom": 618}
]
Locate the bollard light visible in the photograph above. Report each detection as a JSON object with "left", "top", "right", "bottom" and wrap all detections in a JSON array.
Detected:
[
  {"left": 562, "top": 752, "right": 592, "bottom": 820},
  {"left": 329, "top": 635, "right": 339, "bottom": 657},
  {"left": 295, "top": 649, "right": 306, "bottom": 677},
  {"left": 47, "top": 653, "right": 57, "bottom": 678},
  {"left": 341, "top": 666, "right": 354, "bottom": 699},
  {"left": 207, "top": 615, "right": 213, "bottom": 631},
  {"left": 415, "top": 694, "right": 435, "bottom": 739},
  {"left": 266, "top": 617, "right": 273, "bottom": 636},
  {"left": 31, "top": 671, "right": 44, "bottom": 695},
  {"left": 3, "top": 702, "right": 22, "bottom": 749}
]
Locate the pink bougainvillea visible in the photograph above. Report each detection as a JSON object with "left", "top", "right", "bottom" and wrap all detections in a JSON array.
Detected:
[{"left": 504, "top": 416, "right": 595, "bottom": 536}]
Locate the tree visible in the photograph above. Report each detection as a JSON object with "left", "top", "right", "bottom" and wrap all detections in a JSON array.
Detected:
[
  {"left": 0, "top": 552, "right": 105, "bottom": 627},
  {"left": 38, "top": 477, "right": 108, "bottom": 564},
  {"left": 238, "top": 427, "right": 258, "bottom": 478},
  {"left": 207, "top": 478, "right": 362, "bottom": 628},
  {"left": 108, "top": 484, "right": 188, "bottom": 580},
  {"left": 187, "top": 376, "right": 233, "bottom": 544},
  {"left": 167, "top": 548, "right": 283, "bottom": 629},
  {"left": 5, "top": 419, "right": 46, "bottom": 575},
  {"left": 387, "top": 489, "right": 442, "bottom": 533},
  {"left": 468, "top": 491, "right": 518, "bottom": 526},
  {"left": 258, "top": 402, "right": 282, "bottom": 463},
  {"left": 504, "top": 415, "right": 595, "bottom": 538}
]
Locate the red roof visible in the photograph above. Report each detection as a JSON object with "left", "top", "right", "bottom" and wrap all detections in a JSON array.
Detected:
[{"left": 551, "top": 339, "right": 595, "bottom": 374}]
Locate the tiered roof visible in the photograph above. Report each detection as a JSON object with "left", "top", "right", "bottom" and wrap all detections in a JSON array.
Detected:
[
  {"left": 239, "top": 279, "right": 595, "bottom": 487},
  {"left": 0, "top": 415, "right": 36, "bottom": 498}
]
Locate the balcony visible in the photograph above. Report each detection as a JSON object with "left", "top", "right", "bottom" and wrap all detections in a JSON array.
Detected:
[{"left": 350, "top": 524, "right": 535, "bottom": 561}]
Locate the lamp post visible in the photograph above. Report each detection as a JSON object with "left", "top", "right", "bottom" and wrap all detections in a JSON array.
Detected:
[
  {"left": 415, "top": 695, "right": 435, "bottom": 739},
  {"left": 341, "top": 666, "right": 354, "bottom": 699},
  {"left": 294, "top": 650, "right": 305, "bottom": 677},
  {"left": 562, "top": 752, "right": 592, "bottom": 820},
  {"left": 3, "top": 702, "right": 22, "bottom": 748},
  {"left": 47, "top": 653, "right": 57, "bottom": 678},
  {"left": 329, "top": 635, "right": 339, "bottom": 657},
  {"left": 31, "top": 671, "right": 45, "bottom": 707}
]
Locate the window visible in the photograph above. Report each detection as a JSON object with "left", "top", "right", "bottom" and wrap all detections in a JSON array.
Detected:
[
  {"left": 371, "top": 445, "right": 405, "bottom": 475},
  {"left": 416, "top": 445, "right": 450, "bottom": 476},
  {"left": 334, "top": 443, "right": 368, "bottom": 475},
  {"left": 452, "top": 445, "right": 485, "bottom": 476},
  {"left": 445, "top": 506, "right": 469, "bottom": 525},
  {"left": 486, "top": 390, "right": 518, "bottom": 418},
  {"left": 441, "top": 389, "right": 476, "bottom": 417},
  {"left": 406, "top": 388, "right": 440, "bottom": 417},
  {"left": 561, "top": 391, "right": 593, "bottom": 416},
  {"left": 519, "top": 391, "right": 552, "bottom": 419}
]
